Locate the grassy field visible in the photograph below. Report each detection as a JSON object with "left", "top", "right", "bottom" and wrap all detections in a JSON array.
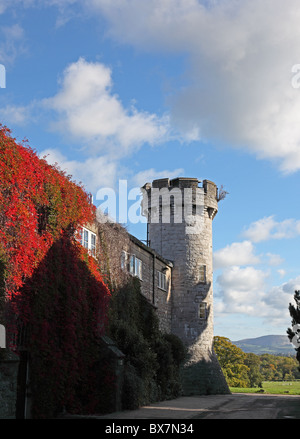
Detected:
[{"left": 230, "top": 381, "right": 300, "bottom": 395}]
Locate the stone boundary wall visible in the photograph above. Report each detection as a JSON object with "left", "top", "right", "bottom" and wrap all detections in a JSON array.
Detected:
[{"left": 0, "top": 350, "right": 19, "bottom": 419}]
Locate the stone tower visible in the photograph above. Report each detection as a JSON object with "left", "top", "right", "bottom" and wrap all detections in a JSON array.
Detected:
[{"left": 142, "top": 177, "right": 229, "bottom": 395}]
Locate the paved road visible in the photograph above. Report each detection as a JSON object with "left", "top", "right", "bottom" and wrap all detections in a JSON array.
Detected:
[{"left": 93, "top": 393, "right": 300, "bottom": 420}]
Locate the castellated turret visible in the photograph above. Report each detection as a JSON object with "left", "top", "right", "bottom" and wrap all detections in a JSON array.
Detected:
[{"left": 142, "top": 177, "right": 229, "bottom": 395}]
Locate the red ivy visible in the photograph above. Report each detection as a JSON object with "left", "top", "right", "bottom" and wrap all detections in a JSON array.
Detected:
[
  {"left": 0, "top": 125, "right": 96, "bottom": 298},
  {"left": 0, "top": 125, "right": 112, "bottom": 417},
  {"left": 17, "top": 235, "right": 111, "bottom": 417}
]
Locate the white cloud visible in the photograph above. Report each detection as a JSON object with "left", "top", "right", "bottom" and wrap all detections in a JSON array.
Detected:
[
  {"left": 131, "top": 167, "right": 184, "bottom": 188},
  {"left": 243, "top": 216, "right": 300, "bottom": 242},
  {"left": 215, "top": 266, "right": 268, "bottom": 315},
  {"left": 213, "top": 240, "right": 260, "bottom": 269},
  {"left": 278, "top": 269, "right": 287, "bottom": 278},
  {"left": 242, "top": 216, "right": 277, "bottom": 242},
  {"left": 2, "top": 57, "right": 178, "bottom": 193},
  {"left": 0, "top": 1, "right": 8, "bottom": 14},
  {"left": 8, "top": 1, "right": 300, "bottom": 171},
  {"left": 82, "top": 0, "right": 300, "bottom": 172},
  {"left": 40, "top": 148, "right": 117, "bottom": 193},
  {"left": 263, "top": 277, "right": 300, "bottom": 327},
  {"left": 266, "top": 253, "right": 284, "bottom": 267},
  {"left": 216, "top": 267, "right": 300, "bottom": 328},
  {"left": 44, "top": 58, "right": 171, "bottom": 157},
  {"left": 0, "top": 104, "right": 32, "bottom": 126},
  {"left": 0, "top": 24, "right": 26, "bottom": 64},
  {"left": 40, "top": 148, "right": 185, "bottom": 198}
]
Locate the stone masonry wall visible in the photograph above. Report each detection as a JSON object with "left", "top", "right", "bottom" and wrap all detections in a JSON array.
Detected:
[
  {"left": 142, "top": 177, "right": 229, "bottom": 395},
  {"left": 0, "top": 350, "right": 19, "bottom": 419},
  {"left": 129, "top": 236, "right": 172, "bottom": 333},
  {"left": 96, "top": 220, "right": 173, "bottom": 334}
]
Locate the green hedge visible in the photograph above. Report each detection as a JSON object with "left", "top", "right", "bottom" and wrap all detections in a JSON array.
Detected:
[{"left": 108, "top": 277, "right": 186, "bottom": 409}]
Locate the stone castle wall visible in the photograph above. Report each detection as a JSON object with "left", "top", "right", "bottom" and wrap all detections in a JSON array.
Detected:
[{"left": 142, "top": 177, "right": 229, "bottom": 395}]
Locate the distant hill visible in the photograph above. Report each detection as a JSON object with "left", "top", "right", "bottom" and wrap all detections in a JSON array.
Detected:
[{"left": 232, "top": 335, "right": 296, "bottom": 356}]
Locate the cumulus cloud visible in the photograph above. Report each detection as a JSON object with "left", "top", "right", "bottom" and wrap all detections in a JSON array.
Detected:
[
  {"left": 8, "top": 1, "right": 300, "bottom": 171},
  {"left": 3, "top": 56, "right": 184, "bottom": 195},
  {"left": 40, "top": 147, "right": 184, "bottom": 195},
  {"left": 216, "top": 269, "right": 300, "bottom": 327},
  {"left": 40, "top": 148, "right": 117, "bottom": 193},
  {"left": 213, "top": 240, "right": 261, "bottom": 269},
  {"left": 243, "top": 216, "right": 300, "bottom": 243},
  {"left": 2, "top": 56, "right": 178, "bottom": 193},
  {"left": 43, "top": 58, "right": 171, "bottom": 157},
  {"left": 214, "top": 213, "right": 300, "bottom": 327},
  {"left": 131, "top": 167, "right": 184, "bottom": 188},
  {"left": 82, "top": 0, "right": 300, "bottom": 172},
  {"left": 213, "top": 220, "right": 294, "bottom": 328},
  {"left": 5, "top": 0, "right": 300, "bottom": 170},
  {"left": 215, "top": 266, "right": 269, "bottom": 315},
  {"left": 261, "top": 277, "right": 300, "bottom": 327},
  {"left": 0, "top": 104, "right": 32, "bottom": 126}
]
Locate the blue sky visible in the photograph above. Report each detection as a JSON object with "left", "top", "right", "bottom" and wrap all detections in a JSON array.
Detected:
[{"left": 1, "top": 0, "right": 300, "bottom": 341}]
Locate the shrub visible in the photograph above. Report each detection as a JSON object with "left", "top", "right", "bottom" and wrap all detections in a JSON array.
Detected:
[{"left": 108, "top": 277, "right": 186, "bottom": 407}]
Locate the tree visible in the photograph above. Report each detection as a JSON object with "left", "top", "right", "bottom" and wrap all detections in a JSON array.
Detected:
[
  {"left": 214, "top": 336, "right": 250, "bottom": 387},
  {"left": 287, "top": 290, "right": 300, "bottom": 366},
  {"left": 260, "top": 356, "right": 276, "bottom": 381},
  {"left": 244, "top": 353, "right": 263, "bottom": 387}
]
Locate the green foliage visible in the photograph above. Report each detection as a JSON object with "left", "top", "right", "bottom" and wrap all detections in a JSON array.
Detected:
[
  {"left": 122, "top": 363, "right": 143, "bottom": 409},
  {"left": 108, "top": 277, "right": 186, "bottom": 409},
  {"left": 154, "top": 333, "right": 186, "bottom": 399},
  {"left": 259, "top": 353, "right": 300, "bottom": 381},
  {"left": 163, "top": 333, "right": 186, "bottom": 366},
  {"left": 244, "top": 353, "right": 263, "bottom": 388},
  {"left": 214, "top": 336, "right": 250, "bottom": 387},
  {"left": 214, "top": 336, "right": 300, "bottom": 389}
]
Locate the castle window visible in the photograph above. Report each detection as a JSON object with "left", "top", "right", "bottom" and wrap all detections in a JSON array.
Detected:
[
  {"left": 129, "top": 255, "right": 135, "bottom": 275},
  {"left": 37, "top": 205, "right": 49, "bottom": 234},
  {"left": 129, "top": 255, "right": 142, "bottom": 280},
  {"left": 135, "top": 257, "right": 142, "bottom": 280},
  {"left": 83, "top": 229, "right": 89, "bottom": 248},
  {"left": 78, "top": 227, "right": 97, "bottom": 257},
  {"left": 199, "top": 302, "right": 207, "bottom": 319},
  {"left": 199, "top": 265, "right": 206, "bottom": 283},
  {"left": 91, "top": 233, "right": 96, "bottom": 256},
  {"left": 158, "top": 271, "right": 167, "bottom": 291},
  {"left": 121, "top": 250, "right": 127, "bottom": 270}
]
